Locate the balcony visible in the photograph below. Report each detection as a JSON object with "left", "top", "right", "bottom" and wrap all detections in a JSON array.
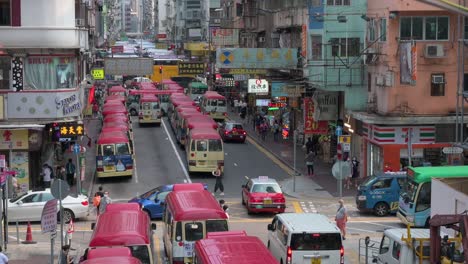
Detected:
[
  {"left": 0, "top": 27, "right": 89, "bottom": 49},
  {"left": 0, "top": 88, "right": 84, "bottom": 121}
]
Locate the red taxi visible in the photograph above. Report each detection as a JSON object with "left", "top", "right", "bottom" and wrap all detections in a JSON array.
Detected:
[
  {"left": 218, "top": 122, "right": 247, "bottom": 143},
  {"left": 241, "top": 176, "right": 286, "bottom": 214}
]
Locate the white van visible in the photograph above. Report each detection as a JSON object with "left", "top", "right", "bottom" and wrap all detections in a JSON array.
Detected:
[{"left": 267, "top": 213, "right": 344, "bottom": 264}]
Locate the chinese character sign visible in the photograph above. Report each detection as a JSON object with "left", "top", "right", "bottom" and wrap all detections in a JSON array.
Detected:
[
  {"left": 248, "top": 79, "right": 269, "bottom": 94},
  {"left": 0, "top": 129, "right": 29, "bottom": 150},
  {"left": 303, "top": 98, "right": 328, "bottom": 135}
]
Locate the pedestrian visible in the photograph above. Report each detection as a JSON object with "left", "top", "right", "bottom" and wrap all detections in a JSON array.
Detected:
[
  {"left": 212, "top": 165, "right": 224, "bottom": 196},
  {"left": 312, "top": 135, "right": 319, "bottom": 155},
  {"left": 335, "top": 199, "right": 348, "bottom": 240},
  {"left": 56, "top": 166, "right": 66, "bottom": 181},
  {"left": 95, "top": 186, "right": 104, "bottom": 197},
  {"left": 65, "top": 158, "right": 76, "bottom": 186},
  {"left": 351, "top": 156, "right": 360, "bottom": 188},
  {"left": 304, "top": 151, "right": 315, "bottom": 176},
  {"left": 273, "top": 120, "right": 280, "bottom": 142},
  {"left": 42, "top": 163, "right": 53, "bottom": 189},
  {"left": 0, "top": 246, "right": 8, "bottom": 264},
  {"left": 93, "top": 186, "right": 104, "bottom": 216},
  {"left": 92, "top": 101, "right": 99, "bottom": 118},
  {"left": 60, "top": 245, "right": 73, "bottom": 264},
  {"left": 344, "top": 158, "right": 353, "bottom": 189},
  {"left": 255, "top": 114, "right": 261, "bottom": 133},
  {"left": 219, "top": 199, "right": 225, "bottom": 208},
  {"left": 305, "top": 137, "right": 313, "bottom": 154},
  {"left": 260, "top": 120, "right": 268, "bottom": 141},
  {"left": 99, "top": 191, "right": 112, "bottom": 215}
]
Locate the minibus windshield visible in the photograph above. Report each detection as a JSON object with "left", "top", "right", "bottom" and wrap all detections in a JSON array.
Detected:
[{"left": 116, "top": 143, "right": 130, "bottom": 155}]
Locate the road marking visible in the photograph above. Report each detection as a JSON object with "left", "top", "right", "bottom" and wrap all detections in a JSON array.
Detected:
[
  {"left": 134, "top": 163, "right": 139, "bottom": 184},
  {"left": 347, "top": 227, "right": 382, "bottom": 233},
  {"left": 246, "top": 137, "right": 294, "bottom": 175},
  {"left": 360, "top": 221, "right": 399, "bottom": 228},
  {"left": 162, "top": 119, "right": 191, "bottom": 183},
  {"left": 292, "top": 201, "right": 303, "bottom": 213},
  {"left": 154, "top": 232, "right": 161, "bottom": 263}
]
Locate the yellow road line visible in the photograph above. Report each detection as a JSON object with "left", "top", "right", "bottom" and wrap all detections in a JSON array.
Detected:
[
  {"left": 246, "top": 137, "right": 294, "bottom": 175},
  {"left": 292, "top": 201, "right": 303, "bottom": 213}
]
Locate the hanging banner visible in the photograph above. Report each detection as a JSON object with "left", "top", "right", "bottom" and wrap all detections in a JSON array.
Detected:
[
  {"left": 303, "top": 98, "right": 328, "bottom": 134},
  {"left": 301, "top": 24, "right": 307, "bottom": 58},
  {"left": 11, "top": 151, "right": 29, "bottom": 193},
  {"left": 400, "top": 42, "right": 416, "bottom": 85}
]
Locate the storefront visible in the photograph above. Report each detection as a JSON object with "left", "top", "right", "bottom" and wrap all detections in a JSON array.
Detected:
[{"left": 362, "top": 123, "right": 450, "bottom": 176}]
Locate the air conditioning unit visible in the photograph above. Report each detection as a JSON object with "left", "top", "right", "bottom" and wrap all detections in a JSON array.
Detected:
[
  {"left": 75, "top": 19, "right": 85, "bottom": 27},
  {"left": 425, "top": 44, "right": 445, "bottom": 58},
  {"left": 432, "top": 74, "right": 445, "bottom": 84},
  {"left": 375, "top": 75, "right": 384, "bottom": 86},
  {"left": 258, "top": 37, "right": 265, "bottom": 42}
]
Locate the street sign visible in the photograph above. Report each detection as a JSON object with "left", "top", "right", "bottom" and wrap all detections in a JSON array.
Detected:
[
  {"left": 73, "top": 144, "right": 80, "bottom": 154},
  {"left": 332, "top": 160, "right": 351, "bottom": 180},
  {"left": 41, "top": 199, "right": 58, "bottom": 233},
  {"left": 91, "top": 68, "right": 105, "bottom": 80},
  {"left": 342, "top": 143, "right": 351, "bottom": 152},
  {"left": 442, "top": 147, "right": 463, "bottom": 154},
  {"left": 51, "top": 180, "right": 70, "bottom": 200},
  {"left": 335, "top": 126, "right": 343, "bottom": 137},
  {"left": 338, "top": 135, "right": 351, "bottom": 144},
  {"left": 337, "top": 143, "right": 343, "bottom": 161},
  {"left": 111, "top": 45, "right": 124, "bottom": 53}
]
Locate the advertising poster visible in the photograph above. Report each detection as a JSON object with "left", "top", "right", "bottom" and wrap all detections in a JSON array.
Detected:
[
  {"left": 11, "top": 151, "right": 29, "bottom": 193},
  {"left": 303, "top": 98, "right": 328, "bottom": 135}
]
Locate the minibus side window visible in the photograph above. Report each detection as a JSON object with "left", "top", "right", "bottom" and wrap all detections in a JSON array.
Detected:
[
  {"left": 128, "top": 245, "right": 150, "bottom": 264},
  {"left": 97, "top": 145, "right": 102, "bottom": 156},
  {"left": 175, "top": 222, "right": 182, "bottom": 241},
  {"left": 218, "top": 100, "right": 226, "bottom": 107},
  {"left": 277, "top": 221, "right": 287, "bottom": 245},
  {"left": 116, "top": 143, "right": 130, "bottom": 155},
  {"left": 191, "top": 140, "right": 195, "bottom": 151},
  {"left": 206, "top": 220, "right": 228, "bottom": 232},
  {"left": 208, "top": 139, "right": 222, "bottom": 151}
]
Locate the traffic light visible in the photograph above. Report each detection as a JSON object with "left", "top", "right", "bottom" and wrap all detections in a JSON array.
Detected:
[{"left": 159, "top": 66, "right": 163, "bottom": 74}]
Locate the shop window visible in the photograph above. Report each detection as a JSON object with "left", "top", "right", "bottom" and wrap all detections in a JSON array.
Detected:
[
  {"left": 24, "top": 57, "right": 77, "bottom": 90},
  {"left": 0, "top": 0, "right": 10, "bottom": 26},
  {"left": 0, "top": 57, "right": 10, "bottom": 89},
  {"left": 430, "top": 73, "right": 445, "bottom": 96}
]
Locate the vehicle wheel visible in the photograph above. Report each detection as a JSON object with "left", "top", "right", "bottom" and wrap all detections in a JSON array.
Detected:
[
  {"left": 267, "top": 240, "right": 270, "bottom": 249},
  {"left": 374, "top": 202, "right": 389, "bottom": 217},
  {"left": 130, "top": 109, "right": 138, "bottom": 116},
  {"left": 241, "top": 195, "right": 246, "bottom": 205},
  {"left": 143, "top": 209, "right": 152, "bottom": 220},
  {"left": 59, "top": 209, "right": 75, "bottom": 223},
  {"left": 280, "top": 259, "right": 283, "bottom": 264}
]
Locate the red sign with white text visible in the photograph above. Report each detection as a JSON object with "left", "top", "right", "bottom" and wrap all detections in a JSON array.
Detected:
[
  {"left": 303, "top": 98, "right": 328, "bottom": 134},
  {"left": 111, "top": 46, "right": 124, "bottom": 53}
]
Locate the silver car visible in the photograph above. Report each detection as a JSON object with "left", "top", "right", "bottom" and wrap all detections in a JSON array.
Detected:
[{"left": 8, "top": 189, "right": 89, "bottom": 223}]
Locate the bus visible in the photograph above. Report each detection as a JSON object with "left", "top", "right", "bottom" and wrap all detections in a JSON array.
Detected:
[
  {"left": 187, "top": 82, "right": 208, "bottom": 101},
  {"left": 183, "top": 116, "right": 218, "bottom": 147},
  {"left": 397, "top": 165, "right": 468, "bottom": 227},
  {"left": 108, "top": 85, "right": 127, "bottom": 96},
  {"left": 138, "top": 95, "right": 161, "bottom": 125},
  {"left": 186, "top": 128, "right": 224, "bottom": 173},
  {"left": 150, "top": 58, "right": 182, "bottom": 83},
  {"left": 199, "top": 91, "right": 227, "bottom": 122},
  {"left": 169, "top": 101, "right": 198, "bottom": 131},
  {"left": 88, "top": 205, "right": 156, "bottom": 264},
  {"left": 175, "top": 109, "right": 203, "bottom": 144},
  {"left": 193, "top": 231, "right": 279, "bottom": 264},
  {"left": 163, "top": 183, "right": 229, "bottom": 264},
  {"left": 96, "top": 131, "right": 133, "bottom": 178}
]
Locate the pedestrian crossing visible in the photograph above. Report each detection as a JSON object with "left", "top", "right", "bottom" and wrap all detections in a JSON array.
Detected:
[{"left": 298, "top": 201, "right": 318, "bottom": 213}]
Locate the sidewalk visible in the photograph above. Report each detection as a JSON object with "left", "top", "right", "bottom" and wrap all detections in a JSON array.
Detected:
[{"left": 227, "top": 110, "right": 356, "bottom": 200}]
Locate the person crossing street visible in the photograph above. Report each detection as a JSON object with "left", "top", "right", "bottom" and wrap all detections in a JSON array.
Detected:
[{"left": 65, "top": 159, "right": 76, "bottom": 187}]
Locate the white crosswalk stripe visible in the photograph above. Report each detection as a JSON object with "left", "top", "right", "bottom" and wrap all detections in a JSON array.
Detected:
[{"left": 300, "top": 201, "right": 318, "bottom": 213}]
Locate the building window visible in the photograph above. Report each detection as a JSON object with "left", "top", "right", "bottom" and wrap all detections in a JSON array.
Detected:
[
  {"left": 0, "top": 57, "right": 10, "bottom": 89},
  {"left": 311, "top": 35, "right": 322, "bottom": 60},
  {"left": 400, "top": 16, "right": 449, "bottom": 40},
  {"left": 330, "top": 38, "right": 360, "bottom": 57},
  {"left": 380, "top": 18, "right": 387, "bottom": 41},
  {"left": 327, "top": 0, "right": 350, "bottom": 5},
  {"left": 464, "top": 17, "right": 468, "bottom": 39},
  {"left": 368, "top": 19, "right": 376, "bottom": 41},
  {"left": 24, "top": 57, "right": 77, "bottom": 90},
  {"left": 311, "top": 0, "right": 322, "bottom": 7},
  {"left": 0, "top": 0, "right": 10, "bottom": 26},
  {"left": 430, "top": 73, "right": 445, "bottom": 96},
  {"left": 464, "top": 73, "right": 468, "bottom": 93}
]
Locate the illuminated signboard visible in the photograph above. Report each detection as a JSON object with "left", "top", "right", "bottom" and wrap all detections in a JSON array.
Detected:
[
  {"left": 268, "top": 102, "right": 287, "bottom": 108},
  {"left": 178, "top": 62, "right": 205, "bottom": 75},
  {"left": 91, "top": 68, "right": 105, "bottom": 80},
  {"left": 248, "top": 79, "right": 269, "bottom": 94},
  {"left": 53, "top": 123, "right": 84, "bottom": 142}
]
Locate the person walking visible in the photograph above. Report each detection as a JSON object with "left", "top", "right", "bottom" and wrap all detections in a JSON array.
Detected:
[
  {"left": 65, "top": 158, "right": 76, "bottom": 187},
  {"left": 98, "top": 191, "right": 112, "bottom": 215},
  {"left": 260, "top": 120, "right": 268, "bottom": 141},
  {"left": 212, "top": 165, "right": 224, "bottom": 196},
  {"left": 335, "top": 199, "right": 348, "bottom": 240},
  {"left": 42, "top": 163, "right": 53, "bottom": 189},
  {"left": 56, "top": 166, "right": 66, "bottom": 181},
  {"left": 304, "top": 151, "right": 315, "bottom": 176},
  {"left": 273, "top": 120, "right": 280, "bottom": 142},
  {"left": 305, "top": 137, "right": 314, "bottom": 154},
  {"left": 351, "top": 156, "right": 360, "bottom": 188},
  {"left": 0, "top": 246, "right": 8, "bottom": 264}
]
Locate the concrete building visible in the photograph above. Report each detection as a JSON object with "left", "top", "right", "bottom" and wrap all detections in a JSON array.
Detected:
[
  {"left": 352, "top": 0, "right": 465, "bottom": 176},
  {"left": 0, "top": 0, "right": 95, "bottom": 191}
]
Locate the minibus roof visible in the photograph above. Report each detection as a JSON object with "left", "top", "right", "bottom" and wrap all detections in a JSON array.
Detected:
[
  {"left": 87, "top": 247, "right": 132, "bottom": 259},
  {"left": 102, "top": 121, "right": 130, "bottom": 129},
  {"left": 97, "top": 131, "right": 129, "bottom": 144},
  {"left": 180, "top": 111, "right": 203, "bottom": 119},
  {"left": 102, "top": 107, "right": 128, "bottom": 116},
  {"left": 187, "top": 119, "right": 218, "bottom": 130},
  {"left": 206, "top": 230, "right": 247, "bottom": 238},
  {"left": 195, "top": 233, "right": 279, "bottom": 264},
  {"left": 101, "top": 127, "right": 128, "bottom": 133},
  {"left": 105, "top": 95, "right": 126, "bottom": 103},
  {"left": 162, "top": 79, "right": 177, "bottom": 84},
  {"left": 189, "top": 128, "right": 221, "bottom": 140},
  {"left": 203, "top": 91, "right": 225, "bottom": 100},
  {"left": 173, "top": 100, "right": 196, "bottom": 107},
  {"left": 106, "top": 203, "right": 141, "bottom": 212},
  {"left": 140, "top": 95, "right": 159, "bottom": 102},
  {"left": 89, "top": 210, "right": 150, "bottom": 247},
  {"left": 103, "top": 115, "right": 129, "bottom": 122},
  {"left": 81, "top": 256, "right": 142, "bottom": 264},
  {"left": 173, "top": 183, "right": 205, "bottom": 191},
  {"left": 109, "top": 85, "right": 126, "bottom": 93},
  {"left": 166, "top": 189, "right": 227, "bottom": 221},
  {"left": 138, "top": 83, "right": 156, "bottom": 90}
]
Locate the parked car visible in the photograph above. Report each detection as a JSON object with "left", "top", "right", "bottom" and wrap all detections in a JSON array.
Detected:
[
  {"left": 219, "top": 122, "right": 247, "bottom": 143},
  {"left": 128, "top": 183, "right": 208, "bottom": 219},
  {"left": 241, "top": 176, "right": 286, "bottom": 214},
  {"left": 8, "top": 189, "right": 89, "bottom": 223}
]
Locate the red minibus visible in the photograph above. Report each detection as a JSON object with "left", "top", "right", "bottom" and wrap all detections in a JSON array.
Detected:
[
  {"left": 193, "top": 231, "right": 279, "bottom": 264},
  {"left": 199, "top": 91, "right": 227, "bottom": 121},
  {"left": 108, "top": 85, "right": 127, "bottom": 96},
  {"left": 186, "top": 128, "right": 224, "bottom": 173},
  {"left": 163, "top": 183, "right": 229, "bottom": 264},
  {"left": 96, "top": 131, "right": 133, "bottom": 178},
  {"left": 102, "top": 104, "right": 128, "bottom": 116},
  {"left": 88, "top": 207, "right": 156, "bottom": 264},
  {"left": 176, "top": 110, "right": 204, "bottom": 145},
  {"left": 105, "top": 94, "right": 126, "bottom": 103}
]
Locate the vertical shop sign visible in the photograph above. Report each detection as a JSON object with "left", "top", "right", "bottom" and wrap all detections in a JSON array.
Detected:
[
  {"left": 10, "top": 151, "right": 29, "bottom": 192},
  {"left": 301, "top": 24, "right": 307, "bottom": 58},
  {"left": 303, "top": 98, "right": 328, "bottom": 134}
]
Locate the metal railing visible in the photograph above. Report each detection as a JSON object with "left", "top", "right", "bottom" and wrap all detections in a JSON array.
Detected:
[{"left": 358, "top": 236, "right": 380, "bottom": 264}]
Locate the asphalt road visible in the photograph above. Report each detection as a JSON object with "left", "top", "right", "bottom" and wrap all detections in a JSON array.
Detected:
[{"left": 5, "top": 116, "right": 408, "bottom": 263}]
